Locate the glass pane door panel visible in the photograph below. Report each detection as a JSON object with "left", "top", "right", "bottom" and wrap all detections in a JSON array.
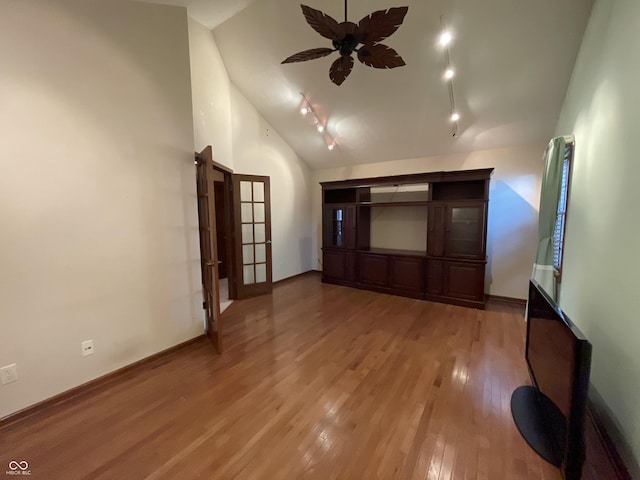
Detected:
[
  {"left": 330, "top": 208, "right": 344, "bottom": 247},
  {"left": 452, "top": 207, "right": 479, "bottom": 222},
  {"left": 255, "top": 243, "right": 266, "bottom": 263},
  {"left": 242, "top": 224, "right": 253, "bottom": 244},
  {"left": 256, "top": 264, "right": 267, "bottom": 283},
  {"left": 254, "top": 203, "right": 265, "bottom": 222},
  {"left": 253, "top": 182, "right": 264, "bottom": 202},
  {"left": 240, "top": 181, "right": 252, "bottom": 201},
  {"left": 243, "top": 265, "right": 255, "bottom": 285},
  {"left": 254, "top": 223, "right": 266, "bottom": 243},
  {"left": 449, "top": 206, "right": 481, "bottom": 256},
  {"left": 241, "top": 202, "right": 253, "bottom": 222},
  {"left": 242, "top": 244, "right": 254, "bottom": 264},
  {"left": 333, "top": 222, "right": 343, "bottom": 247},
  {"left": 450, "top": 221, "right": 479, "bottom": 240}
]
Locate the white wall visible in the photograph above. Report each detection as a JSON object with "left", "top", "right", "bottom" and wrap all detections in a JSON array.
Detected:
[
  {"left": 555, "top": 0, "right": 640, "bottom": 473},
  {"left": 311, "top": 144, "right": 546, "bottom": 299},
  {"left": 370, "top": 207, "right": 428, "bottom": 252},
  {"left": 230, "top": 86, "right": 313, "bottom": 281},
  {"left": 0, "top": 0, "right": 200, "bottom": 419},
  {"left": 188, "top": 17, "right": 233, "bottom": 169}
]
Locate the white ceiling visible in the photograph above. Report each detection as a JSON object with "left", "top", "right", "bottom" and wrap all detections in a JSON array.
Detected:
[
  {"left": 138, "top": 0, "right": 258, "bottom": 29},
  {"left": 151, "top": 0, "right": 594, "bottom": 169}
]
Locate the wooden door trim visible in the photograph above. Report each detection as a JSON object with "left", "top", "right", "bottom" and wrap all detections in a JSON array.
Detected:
[
  {"left": 212, "top": 159, "right": 233, "bottom": 174},
  {"left": 195, "top": 146, "right": 222, "bottom": 353},
  {"left": 212, "top": 164, "right": 237, "bottom": 300}
]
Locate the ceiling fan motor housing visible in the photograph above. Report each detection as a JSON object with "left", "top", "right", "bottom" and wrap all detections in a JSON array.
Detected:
[{"left": 333, "top": 32, "right": 359, "bottom": 56}]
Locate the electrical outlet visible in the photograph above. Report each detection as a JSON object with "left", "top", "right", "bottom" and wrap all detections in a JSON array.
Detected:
[
  {"left": 1, "top": 364, "right": 18, "bottom": 385},
  {"left": 81, "top": 340, "right": 94, "bottom": 357}
]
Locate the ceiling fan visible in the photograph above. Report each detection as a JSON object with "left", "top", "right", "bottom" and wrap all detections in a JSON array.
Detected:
[{"left": 282, "top": 1, "right": 409, "bottom": 86}]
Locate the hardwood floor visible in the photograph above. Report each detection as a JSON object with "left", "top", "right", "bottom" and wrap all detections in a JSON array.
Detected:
[{"left": 0, "top": 273, "right": 562, "bottom": 480}]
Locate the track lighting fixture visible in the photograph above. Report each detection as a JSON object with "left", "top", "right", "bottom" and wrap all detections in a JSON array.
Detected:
[
  {"left": 439, "top": 30, "right": 452, "bottom": 47},
  {"left": 439, "top": 18, "right": 460, "bottom": 138},
  {"left": 299, "top": 93, "right": 336, "bottom": 151}
]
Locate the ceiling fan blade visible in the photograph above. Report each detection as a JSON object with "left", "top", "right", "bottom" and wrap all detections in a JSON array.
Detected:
[
  {"left": 282, "top": 48, "right": 335, "bottom": 64},
  {"left": 357, "top": 44, "right": 406, "bottom": 69},
  {"left": 356, "top": 7, "right": 408, "bottom": 44},
  {"left": 301, "top": 5, "right": 341, "bottom": 41},
  {"left": 329, "top": 55, "right": 354, "bottom": 85}
]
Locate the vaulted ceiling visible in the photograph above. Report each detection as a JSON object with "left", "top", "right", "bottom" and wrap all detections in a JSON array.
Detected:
[{"left": 147, "top": 0, "right": 594, "bottom": 169}]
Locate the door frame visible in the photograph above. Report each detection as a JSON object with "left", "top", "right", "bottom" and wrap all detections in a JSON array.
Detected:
[{"left": 211, "top": 160, "right": 237, "bottom": 300}]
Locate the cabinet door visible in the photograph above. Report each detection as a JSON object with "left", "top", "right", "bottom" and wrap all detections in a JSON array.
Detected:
[
  {"left": 389, "top": 256, "right": 424, "bottom": 294},
  {"left": 323, "top": 249, "right": 346, "bottom": 280},
  {"left": 445, "top": 203, "right": 486, "bottom": 259},
  {"left": 323, "top": 206, "right": 346, "bottom": 248},
  {"left": 359, "top": 253, "right": 389, "bottom": 287},
  {"left": 426, "top": 259, "right": 444, "bottom": 295},
  {"left": 427, "top": 204, "right": 445, "bottom": 256},
  {"left": 322, "top": 205, "right": 356, "bottom": 249},
  {"left": 443, "top": 261, "right": 485, "bottom": 301}
]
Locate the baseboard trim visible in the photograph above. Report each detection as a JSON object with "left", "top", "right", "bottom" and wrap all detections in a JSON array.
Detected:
[
  {"left": 588, "top": 401, "right": 633, "bottom": 480},
  {"left": 273, "top": 270, "right": 318, "bottom": 286},
  {"left": 0, "top": 334, "right": 207, "bottom": 430},
  {"left": 486, "top": 294, "right": 527, "bottom": 306}
]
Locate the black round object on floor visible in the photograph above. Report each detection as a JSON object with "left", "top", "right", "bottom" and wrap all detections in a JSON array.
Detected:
[{"left": 511, "top": 385, "right": 562, "bottom": 467}]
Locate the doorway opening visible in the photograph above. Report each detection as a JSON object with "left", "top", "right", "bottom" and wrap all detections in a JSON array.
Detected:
[
  {"left": 195, "top": 146, "right": 273, "bottom": 353},
  {"left": 213, "top": 164, "right": 235, "bottom": 312}
]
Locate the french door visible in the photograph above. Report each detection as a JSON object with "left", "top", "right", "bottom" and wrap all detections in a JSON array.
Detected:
[
  {"left": 195, "top": 147, "right": 222, "bottom": 353},
  {"left": 232, "top": 174, "right": 273, "bottom": 299}
]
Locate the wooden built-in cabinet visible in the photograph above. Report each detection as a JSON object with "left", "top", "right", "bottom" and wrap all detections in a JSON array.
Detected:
[{"left": 321, "top": 169, "right": 493, "bottom": 309}]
